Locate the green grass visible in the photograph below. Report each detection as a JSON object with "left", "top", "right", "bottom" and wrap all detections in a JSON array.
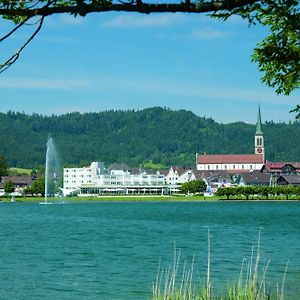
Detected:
[
  {"left": 10, "top": 195, "right": 219, "bottom": 202},
  {"left": 3, "top": 194, "right": 299, "bottom": 203},
  {"left": 152, "top": 230, "right": 288, "bottom": 300},
  {"left": 143, "top": 161, "right": 168, "bottom": 170},
  {"left": 9, "top": 167, "right": 32, "bottom": 175}
]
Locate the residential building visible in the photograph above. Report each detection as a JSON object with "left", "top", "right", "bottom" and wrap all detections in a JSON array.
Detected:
[
  {"left": 277, "top": 174, "right": 300, "bottom": 186},
  {"left": 239, "top": 171, "right": 271, "bottom": 186},
  {"left": 0, "top": 175, "right": 38, "bottom": 196}
]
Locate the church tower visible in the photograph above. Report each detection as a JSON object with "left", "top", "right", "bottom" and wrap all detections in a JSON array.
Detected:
[{"left": 254, "top": 106, "right": 265, "bottom": 162}]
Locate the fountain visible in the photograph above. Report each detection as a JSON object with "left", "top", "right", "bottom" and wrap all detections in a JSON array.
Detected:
[{"left": 40, "top": 136, "right": 62, "bottom": 204}]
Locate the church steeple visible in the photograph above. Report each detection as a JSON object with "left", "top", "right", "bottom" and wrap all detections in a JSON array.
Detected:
[
  {"left": 256, "top": 105, "right": 263, "bottom": 135},
  {"left": 254, "top": 105, "right": 265, "bottom": 162}
]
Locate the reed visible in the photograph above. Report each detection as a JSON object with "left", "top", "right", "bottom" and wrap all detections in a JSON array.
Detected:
[{"left": 152, "top": 230, "right": 288, "bottom": 300}]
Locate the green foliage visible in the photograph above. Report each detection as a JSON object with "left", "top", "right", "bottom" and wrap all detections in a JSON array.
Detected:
[
  {"left": 30, "top": 176, "right": 45, "bottom": 196},
  {"left": 9, "top": 167, "right": 32, "bottom": 175},
  {"left": 180, "top": 179, "right": 207, "bottom": 194},
  {"left": 0, "top": 108, "right": 300, "bottom": 168},
  {"left": 142, "top": 160, "right": 168, "bottom": 170},
  {"left": 212, "top": 0, "right": 300, "bottom": 117},
  {"left": 216, "top": 187, "right": 236, "bottom": 200},
  {"left": 4, "top": 180, "right": 15, "bottom": 194},
  {"left": 217, "top": 185, "right": 300, "bottom": 200},
  {"left": 0, "top": 154, "right": 9, "bottom": 176},
  {"left": 251, "top": 1, "right": 300, "bottom": 96}
]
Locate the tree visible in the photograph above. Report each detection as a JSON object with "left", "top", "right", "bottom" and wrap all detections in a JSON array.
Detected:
[
  {"left": 0, "top": 155, "right": 9, "bottom": 176},
  {"left": 181, "top": 179, "right": 207, "bottom": 194},
  {"left": 216, "top": 186, "right": 236, "bottom": 200},
  {"left": 31, "top": 176, "right": 45, "bottom": 196},
  {"left": 0, "top": 1, "right": 299, "bottom": 115},
  {"left": 4, "top": 180, "right": 15, "bottom": 194}
]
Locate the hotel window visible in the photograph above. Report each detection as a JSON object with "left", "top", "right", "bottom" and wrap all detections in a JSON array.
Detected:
[
  {"left": 207, "top": 165, "right": 210, "bottom": 170},
  {"left": 242, "top": 165, "right": 244, "bottom": 169},
  {"left": 216, "top": 165, "right": 218, "bottom": 170},
  {"left": 250, "top": 165, "right": 253, "bottom": 169},
  {"left": 224, "top": 165, "right": 227, "bottom": 170},
  {"left": 233, "top": 165, "right": 235, "bottom": 169}
]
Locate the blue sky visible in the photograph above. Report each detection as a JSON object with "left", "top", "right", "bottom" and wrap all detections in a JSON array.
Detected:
[{"left": 0, "top": 11, "right": 299, "bottom": 123}]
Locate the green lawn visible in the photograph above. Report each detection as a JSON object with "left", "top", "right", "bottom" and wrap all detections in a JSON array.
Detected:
[
  {"left": 9, "top": 167, "right": 32, "bottom": 175},
  {"left": 142, "top": 160, "right": 168, "bottom": 170}
]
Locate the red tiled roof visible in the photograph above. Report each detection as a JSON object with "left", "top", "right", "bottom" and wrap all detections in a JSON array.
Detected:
[
  {"left": 263, "top": 161, "right": 300, "bottom": 172},
  {"left": 197, "top": 154, "right": 264, "bottom": 164}
]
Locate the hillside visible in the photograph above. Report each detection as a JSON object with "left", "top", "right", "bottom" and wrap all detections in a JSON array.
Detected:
[{"left": 0, "top": 107, "right": 299, "bottom": 168}]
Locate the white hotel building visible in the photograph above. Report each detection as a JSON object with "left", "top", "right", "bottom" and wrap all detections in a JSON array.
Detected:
[{"left": 63, "top": 162, "right": 167, "bottom": 196}]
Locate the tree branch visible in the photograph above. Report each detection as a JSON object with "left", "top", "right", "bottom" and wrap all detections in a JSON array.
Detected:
[
  {"left": 0, "top": 17, "right": 30, "bottom": 42},
  {"left": 0, "top": 16, "right": 44, "bottom": 73},
  {"left": 0, "top": 0, "right": 260, "bottom": 17}
]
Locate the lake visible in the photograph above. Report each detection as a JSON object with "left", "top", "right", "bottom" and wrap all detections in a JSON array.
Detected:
[{"left": 0, "top": 200, "right": 299, "bottom": 299}]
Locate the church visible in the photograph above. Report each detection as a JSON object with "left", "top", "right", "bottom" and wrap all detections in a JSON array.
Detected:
[{"left": 196, "top": 107, "right": 265, "bottom": 172}]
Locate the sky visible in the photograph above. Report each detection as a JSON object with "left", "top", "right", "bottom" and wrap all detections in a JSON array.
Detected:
[{"left": 0, "top": 10, "right": 299, "bottom": 124}]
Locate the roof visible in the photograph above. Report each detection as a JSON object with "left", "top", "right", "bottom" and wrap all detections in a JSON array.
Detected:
[
  {"left": 193, "top": 170, "right": 230, "bottom": 179},
  {"left": 262, "top": 161, "right": 300, "bottom": 173},
  {"left": 157, "top": 169, "right": 169, "bottom": 176},
  {"left": 0, "top": 175, "right": 37, "bottom": 188},
  {"left": 197, "top": 154, "right": 264, "bottom": 164},
  {"left": 240, "top": 171, "right": 271, "bottom": 185},
  {"left": 277, "top": 175, "right": 300, "bottom": 185},
  {"left": 108, "top": 163, "right": 131, "bottom": 171},
  {"left": 169, "top": 166, "right": 193, "bottom": 176}
]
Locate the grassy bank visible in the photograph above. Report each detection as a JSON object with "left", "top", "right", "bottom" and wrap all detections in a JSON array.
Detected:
[
  {"left": 2, "top": 195, "right": 218, "bottom": 203},
  {"left": 1, "top": 194, "right": 299, "bottom": 202}
]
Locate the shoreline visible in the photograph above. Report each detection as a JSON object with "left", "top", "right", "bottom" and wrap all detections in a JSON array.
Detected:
[{"left": 1, "top": 195, "right": 300, "bottom": 203}]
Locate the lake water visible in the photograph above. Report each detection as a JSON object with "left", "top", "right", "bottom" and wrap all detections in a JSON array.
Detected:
[{"left": 0, "top": 201, "right": 299, "bottom": 299}]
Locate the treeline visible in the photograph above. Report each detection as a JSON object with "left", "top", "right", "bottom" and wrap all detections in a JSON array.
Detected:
[
  {"left": 0, "top": 107, "right": 299, "bottom": 168},
  {"left": 217, "top": 185, "right": 300, "bottom": 200}
]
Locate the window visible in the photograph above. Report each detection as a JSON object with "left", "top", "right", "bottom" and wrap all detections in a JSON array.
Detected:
[
  {"left": 233, "top": 165, "right": 235, "bottom": 169},
  {"left": 250, "top": 165, "right": 252, "bottom": 169},
  {"left": 242, "top": 165, "right": 244, "bottom": 169},
  {"left": 224, "top": 165, "right": 227, "bottom": 170},
  {"left": 207, "top": 165, "right": 210, "bottom": 170},
  {"left": 216, "top": 165, "right": 218, "bottom": 170}
]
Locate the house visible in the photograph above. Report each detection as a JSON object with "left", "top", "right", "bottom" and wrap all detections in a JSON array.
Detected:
[
  {"left": 164, "top": 166, "right": 194, "bottom": 185},
  {"left": 0, "top": 175, "right": 38, "bottom": 196},
  {"left": 196, "top": 106, "right": 265, "bottom": 172},
  {"left": 239, "top": 171, "right": 271, "bottom": 186},
  {"left": 261, "top": 161, "right": 300, "bottom": 175},
  {"left": 277, "top": 175, "right": 300, "bottom": 186},
  {"left": 193, "top": 170, "right": 232, "bottom": 191}
]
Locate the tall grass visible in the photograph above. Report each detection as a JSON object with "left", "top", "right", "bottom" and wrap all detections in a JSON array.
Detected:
[{"left": 152, "top": 230, "right": 288, "bottom": 300}]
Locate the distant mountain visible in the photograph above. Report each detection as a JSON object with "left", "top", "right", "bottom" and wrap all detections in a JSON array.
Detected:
[{"left": 0, "top": 107, "right": 299, "bottom": 168}]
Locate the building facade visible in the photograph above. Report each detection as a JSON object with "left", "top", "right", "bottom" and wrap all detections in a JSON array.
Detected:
[
  {"left": 63, "top": 162, "right": 166, "bottom": 196},
  {"left": 196, "top": 107, "right": 265, "bottom": 172}
]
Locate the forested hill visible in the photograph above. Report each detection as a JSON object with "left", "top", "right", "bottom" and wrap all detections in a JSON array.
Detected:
[{"left": 0, "top": 107, "right": 299, "bottom": 168}]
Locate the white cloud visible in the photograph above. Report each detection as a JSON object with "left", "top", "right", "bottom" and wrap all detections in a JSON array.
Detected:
[
  {"left": 59, "top": 14, "right": 85, "bottom": 26},
  {"left": 0, "top": 77, "right": 92, "bottom": 90},
  {"left": 189, "top": 28, "right": 233, "bottom": 39},
  {"left": 94, "top": 75, "right": 299, "bottom": 106},
  {"left": 103, "top": 13, "right": 184, "bottom": 28}
]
